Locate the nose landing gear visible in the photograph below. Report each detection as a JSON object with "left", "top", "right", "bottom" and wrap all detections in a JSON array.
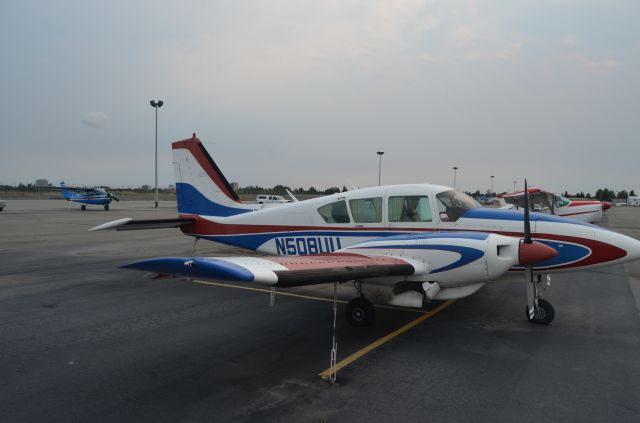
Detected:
[{"left": 526, "top": 274, "right": 555, "bottom": 325}]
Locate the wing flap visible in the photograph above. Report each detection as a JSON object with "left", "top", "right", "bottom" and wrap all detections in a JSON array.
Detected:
[{"left": 121, "top": 253, "right": 416, "bottom": 286}]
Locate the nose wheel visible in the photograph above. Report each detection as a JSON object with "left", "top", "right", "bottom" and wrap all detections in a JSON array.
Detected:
[
  {"left": 345, "top": 297, "right": 376, "bottom": 326},
  {"left": 525, "top": 298, "right": 555, "bottom": 324},
  {"left": 104, "top": 204, "right": 109, "bottom": 211},
  {"left": 526, "top": 274, "right": 555, "bottom": 325},
  {"left": 80, "top": 205, "right": 86, "bottom": 211}
]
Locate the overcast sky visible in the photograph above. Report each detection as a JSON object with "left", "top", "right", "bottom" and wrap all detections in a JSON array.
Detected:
[{"left": 1, "top": 1, "right": 639, "bottom": 194}]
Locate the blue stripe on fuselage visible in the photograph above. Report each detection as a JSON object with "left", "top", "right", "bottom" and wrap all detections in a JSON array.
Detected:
[
  {"left": 379, "top": 231, "right": 490, "bottom": 242},
  {"left": 351, "top": 244, "right": 485, "bottom": 273},
  {"left": 525, "top": 240, "right": 591, "bottom": 269},
  {"left": 70, "top": 198, "right": 110, "bottom": 205},
  {"left": 176, "top": 183, "right": 252, "bottom": 216},
  {"left": 463, "top": 208, "right": 596, "bottom": 227}
]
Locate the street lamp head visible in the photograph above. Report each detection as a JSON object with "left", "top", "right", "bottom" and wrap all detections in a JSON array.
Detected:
[
  {"left": 377, "top": 151, "right": 384, "bottom": 156},
  {"left": 453, "top": 166, "right": 458, "bottom": 170},
  {"left": 150, "top": 100, "right": 164, "bottom": 108}
]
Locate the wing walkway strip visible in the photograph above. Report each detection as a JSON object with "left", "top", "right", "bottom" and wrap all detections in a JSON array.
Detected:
[{"left": 318, "top": 299, "right": 456, "bottom": 379}]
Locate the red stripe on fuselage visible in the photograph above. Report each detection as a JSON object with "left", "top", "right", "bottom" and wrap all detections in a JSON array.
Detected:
[
  {"left": 558, "top": 210, "right": 597, "bottom": 217},
  {"left": 172, "top": 136, "right": 240, "bottom": 202},
  {"left": 178, "top": 214, "right": 627, "bottom": 270}
]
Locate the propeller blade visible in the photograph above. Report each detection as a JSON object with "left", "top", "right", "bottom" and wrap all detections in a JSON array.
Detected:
[
  {"left": 111, "top": 195, "right": 120, "bottom": 202},
  {"left": 523, "top": 179, "right": 532, "bottom": 244}
]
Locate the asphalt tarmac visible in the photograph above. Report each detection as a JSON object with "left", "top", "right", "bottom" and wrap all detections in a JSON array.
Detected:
[{"left": 1, "top": 200, "right": 640, "bottom": 422}]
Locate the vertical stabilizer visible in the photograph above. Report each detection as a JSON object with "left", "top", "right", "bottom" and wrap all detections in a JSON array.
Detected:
[
  {"left": 60, "top": 181, "right": 72, "bottom": 199},
  {"left": 172, "top": 134, "right": 252, "bottom": 217}
]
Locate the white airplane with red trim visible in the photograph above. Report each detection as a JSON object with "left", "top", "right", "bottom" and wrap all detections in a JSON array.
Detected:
[
  {"left": 498, "top": 188, "right": 612, "bottom": 223},
  {"left": 92, "top": 134, "right": 640, "bottom": 326}
]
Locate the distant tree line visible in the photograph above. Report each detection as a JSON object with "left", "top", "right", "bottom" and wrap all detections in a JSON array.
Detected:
[
  {"left": 237, "top": 185, "right": 345, "bottom": 196},
  {"left": 565, "top": 189, "right": 636, "bottom": 201}
]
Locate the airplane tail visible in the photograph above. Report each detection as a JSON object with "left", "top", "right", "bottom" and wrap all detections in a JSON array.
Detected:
[
  {"left": 60, "top": 181, "right": 73, "bottom": 199},
  {"left": 172, "top": 134, "right": 253, "bottom": 217}
]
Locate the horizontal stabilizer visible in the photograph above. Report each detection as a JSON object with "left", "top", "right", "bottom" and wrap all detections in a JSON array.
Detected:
[{"left": 89, "top": 218, "right": 196, "bottom": 232}]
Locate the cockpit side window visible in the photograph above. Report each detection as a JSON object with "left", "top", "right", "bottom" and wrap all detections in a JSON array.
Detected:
[
  {"left": 388, "top": 196, "right": 432, "bottom": 222},
  {"left": 436, "top": 190, "right": 480, "bottom": 222},
  {"left": 317, "top": 200, "right": 351, "bottom": 224},
  {"left": 554, "top": 195, "right": 571, "bottom": 208},
  {"left": 349, "top": 197, "right": 382, "bottom": 223}
]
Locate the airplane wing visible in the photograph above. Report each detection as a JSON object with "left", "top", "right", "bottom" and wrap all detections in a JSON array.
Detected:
[
  {"left": 121, "top": 253, "right": 416, "bottom": 287},
  {"left": 501, "top": 189, "right": 547, "bottom": 208},
  {"left": 45, "top": 186, "right": 99, "bottom": 193},
  {"left": 89, "top": 218, "right": 196, "bottom": 231}
]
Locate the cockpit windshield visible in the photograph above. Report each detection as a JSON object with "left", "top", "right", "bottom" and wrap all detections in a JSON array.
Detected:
[{"left": 436, "top": 190, "right": 481, "bottom": 222}]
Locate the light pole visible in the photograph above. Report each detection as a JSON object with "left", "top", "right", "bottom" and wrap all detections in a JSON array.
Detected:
[
  {"left": 377, "top": 151, "right": 384, "bottom": 186},
  {"left": 490, "top": 175, "right": 494, "bottom": 195},
  {"left": 150, "top": 100, "right": 163, "bottom": 209},
  {"left": 452, "top": 166, "right": 458, "bottom": 189},
  {"left": 513, "top": 180, "right": 517, "bottom": 192}
]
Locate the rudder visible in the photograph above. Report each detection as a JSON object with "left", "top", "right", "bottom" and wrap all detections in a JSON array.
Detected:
[{"left": 172, "top": 134, "right": 252, "bottom": 217}]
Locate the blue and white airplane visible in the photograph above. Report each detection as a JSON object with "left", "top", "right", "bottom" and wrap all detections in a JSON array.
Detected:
[
  {"left": 92, "top": 134, "right": 640, "bottom": 326},
  {"left": 55, "top": 182, "right": 119, "bottom": 211}
]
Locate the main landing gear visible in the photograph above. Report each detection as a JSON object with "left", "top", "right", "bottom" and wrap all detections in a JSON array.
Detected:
[
  {"left": 346, "top": 297, "right": 376, "bottom": 326},
  {"left": 80, "top": 205, "right": 86, "bottom": 211},
  {"left": 345, "top": 281, "right": 376, "bottom": 326},
  {"left": 526, "top": 274, "right": 555, "bottom": 325}
]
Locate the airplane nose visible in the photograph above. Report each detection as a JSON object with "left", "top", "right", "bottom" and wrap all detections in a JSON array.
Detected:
[
  {"left": 618, "top": 234, "right": 640, "bottom": 263},
  {"left": 519, "top": 240, "right": 558, "bottom": 266},
  {"left": 596, "top": 228, "right": 640, "bottom": 264}
]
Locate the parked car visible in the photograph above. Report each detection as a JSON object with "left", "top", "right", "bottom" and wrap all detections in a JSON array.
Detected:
[{"left": 256, "top": 195, "right": 290, "bottom": 204}]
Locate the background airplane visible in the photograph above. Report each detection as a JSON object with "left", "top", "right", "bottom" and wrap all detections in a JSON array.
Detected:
[
  {"left": 92, "top": 134, "right": 640, "bottom": 326},
  {"left": 51, "top": 182, "right": 120, "bottom": 211},
  {"left": 498, "top": 188, "right": 612, "bottom": 223}
]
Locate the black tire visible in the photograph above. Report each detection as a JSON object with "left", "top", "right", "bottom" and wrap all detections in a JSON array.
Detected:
[
  {"left": 345, "top": 297, "right": 376, "bottom": 326},
  {"left": 0, "top": 207, "right": 3, "bottom": 211},
  {"left": 104, "top": 204, "right": 109, "bottom": 211},
  {"left": 80, "top": 205, "right": 86, "bottom": 211},
  {"left": 526, "top": 298, "right": 555, "bottom": 324}
]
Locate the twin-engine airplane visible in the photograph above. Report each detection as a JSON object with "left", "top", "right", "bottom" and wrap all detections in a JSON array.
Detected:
[
  {"left": 498, "top": 188, "right": 612, "bottom": 224},
  {"left": 52, "top": 182, "right": 120, "bottom": 211},
  {"left": 92, "top": 134, "right": 640, "bottom": 326}
]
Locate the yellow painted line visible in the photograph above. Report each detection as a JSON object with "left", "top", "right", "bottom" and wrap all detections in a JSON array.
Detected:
[
  {"left": 192, "top": 279, "right": 427, "bottom": 314},
  {"left": 318, "top": 299, "right": 456, "bottom": 379}
]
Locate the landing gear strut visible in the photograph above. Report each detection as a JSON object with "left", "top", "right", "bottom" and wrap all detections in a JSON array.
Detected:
[{"left": 526, "top": 274, "right": 555, "bottom": 325}]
